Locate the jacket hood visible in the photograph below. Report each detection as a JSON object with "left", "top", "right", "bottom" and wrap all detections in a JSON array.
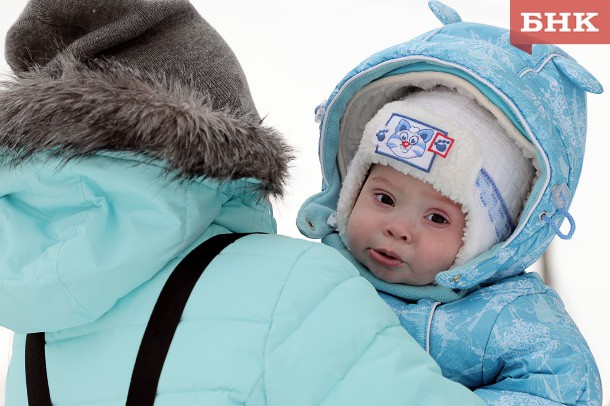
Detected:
[
  {"left": 0, "top": 56, "right": 285, "bottom": 333},
  {"left": 0, "top": 55, "right": 293, "bottom": 198},
  {"left": 297, "top": 0, "right": 602, "bottom": 302},
  {"left": 0, "top": 157, "right": 276, "bottom": 333}
]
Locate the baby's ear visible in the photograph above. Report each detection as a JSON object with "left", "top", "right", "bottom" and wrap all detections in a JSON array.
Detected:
[
  {"left": 418, "top": 129, "right": 434, "bottom": 142},
  {"left": 396, "top": 119, "right": 411, "bottom": 132}
]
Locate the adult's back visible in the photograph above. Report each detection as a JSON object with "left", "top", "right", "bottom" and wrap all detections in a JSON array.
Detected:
[{"left": 0, "top": 0, "right": 483, "bottom": 404}]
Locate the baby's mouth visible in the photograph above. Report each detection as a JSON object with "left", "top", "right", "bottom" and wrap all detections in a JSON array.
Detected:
[{"left": 369, "top": 248, "right": 403, "bottom": 267}]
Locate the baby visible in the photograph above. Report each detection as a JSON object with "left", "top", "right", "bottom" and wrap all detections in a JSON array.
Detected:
[{"left": 298, "top": 1, "right": 603, "bottom": 404}]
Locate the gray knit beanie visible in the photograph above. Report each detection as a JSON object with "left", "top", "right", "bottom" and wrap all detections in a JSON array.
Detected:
[
  {"left": 4, "top": 0, "right": 257, "bottom": 117},
  {"left": 0, "top": 0, "right": 294, "bottom": 198}
]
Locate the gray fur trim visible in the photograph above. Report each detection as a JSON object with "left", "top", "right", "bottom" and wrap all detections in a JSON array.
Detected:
[{"left": 0, "top": 56, "right": 293, "bottom": 197}]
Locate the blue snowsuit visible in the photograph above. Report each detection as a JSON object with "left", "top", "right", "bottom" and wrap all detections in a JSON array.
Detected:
[{"left": 298, "top": 2, "right": 603, "bottom": 405}]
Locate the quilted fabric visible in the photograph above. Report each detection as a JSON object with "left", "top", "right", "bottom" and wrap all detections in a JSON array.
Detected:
[{"left": 1, "top": 158, "right": 483, "bottom": 405}]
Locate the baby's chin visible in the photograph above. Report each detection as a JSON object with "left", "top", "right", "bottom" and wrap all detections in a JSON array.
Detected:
[
  {"left": 367, "top": 262, "right": 434, "bottom": 286},
  {"left": 349, "top": 245, "right": 436, "bottom": 285}
]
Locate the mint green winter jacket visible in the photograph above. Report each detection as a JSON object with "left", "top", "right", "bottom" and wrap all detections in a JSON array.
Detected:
[{"left": 0, "top": 56, "right": 483, "bottom": 405}]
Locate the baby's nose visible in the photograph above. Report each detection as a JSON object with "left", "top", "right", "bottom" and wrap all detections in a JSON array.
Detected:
[{"left": 385, "top": 222, "right": 413, "bottom": 243}]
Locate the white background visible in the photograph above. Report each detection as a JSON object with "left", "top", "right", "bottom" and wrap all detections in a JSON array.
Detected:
[{"left": 0, "top": 1, "right": 608, "bottom": 404}]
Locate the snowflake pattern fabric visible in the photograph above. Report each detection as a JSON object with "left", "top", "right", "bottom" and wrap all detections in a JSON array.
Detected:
[
  {"left": 381, "top": 273, "right": 602, "bottom": 405},
  {"left": 297, "top": 4, "right": 603, "bottom": 405}
]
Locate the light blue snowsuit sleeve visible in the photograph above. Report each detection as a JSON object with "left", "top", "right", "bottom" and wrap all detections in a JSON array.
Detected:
[{"left": 475, "top": 291, "right": 601, "bottom": 405}]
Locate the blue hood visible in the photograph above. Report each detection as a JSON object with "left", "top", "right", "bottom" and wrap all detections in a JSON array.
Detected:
[{"left": 297, "top": 1, "right": 603, "bottom": 302}]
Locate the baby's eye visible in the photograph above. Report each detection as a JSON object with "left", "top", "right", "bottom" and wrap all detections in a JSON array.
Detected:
[
  {"left": 426, "top": 213, "right": 448, "bottom": 224},
  {"left": 374, "top": 193, "right": 395, "bottom": 206}
]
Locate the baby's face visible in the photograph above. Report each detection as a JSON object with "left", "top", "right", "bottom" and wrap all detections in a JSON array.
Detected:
[{"left": 346, "top": 164, "right": 465, "bottom": 285}]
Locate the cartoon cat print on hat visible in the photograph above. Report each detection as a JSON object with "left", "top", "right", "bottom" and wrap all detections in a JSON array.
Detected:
[{"left": 383, "top": 118, "right": 434, "bottom": 159}]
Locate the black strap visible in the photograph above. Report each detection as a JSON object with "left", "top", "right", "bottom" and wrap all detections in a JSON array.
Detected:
[
  {"left": 25, "top": 233, "right": 250, "bottom": 406},
  {"left": 25, "top": 332, "right": 51, "bottom": 406},
  {"left": 127, "top": 233, "right": 249, "bottom": 405}
]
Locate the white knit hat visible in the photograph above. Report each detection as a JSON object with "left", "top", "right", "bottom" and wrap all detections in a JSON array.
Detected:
[{"left": 337, "top": 86, "right": 536, "bottom": 266}]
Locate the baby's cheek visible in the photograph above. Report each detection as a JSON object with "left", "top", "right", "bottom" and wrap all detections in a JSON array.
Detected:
[
  {"left": 346, "top": 219, "right": 368, "bottom": 256},
  {"left": 345, "top": 221, "right": 358, "bottom": 250}
]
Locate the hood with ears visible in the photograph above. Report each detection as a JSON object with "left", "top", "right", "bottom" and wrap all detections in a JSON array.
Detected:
[{"left": 297, "top": 0, "right": 602, "bottom": 303}]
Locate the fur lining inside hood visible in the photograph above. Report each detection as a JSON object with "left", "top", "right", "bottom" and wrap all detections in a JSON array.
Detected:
[{"left": 0, "top": 56, "right": 293, "bottom": 197}]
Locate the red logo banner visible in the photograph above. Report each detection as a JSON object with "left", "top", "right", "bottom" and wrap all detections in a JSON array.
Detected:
[{"left": 510, "top": 0, "right": 610, "bottom": 53}]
